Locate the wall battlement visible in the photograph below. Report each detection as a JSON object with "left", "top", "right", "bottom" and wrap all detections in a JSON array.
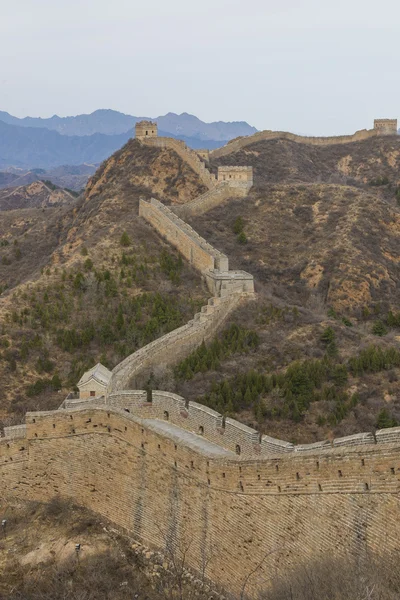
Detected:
[{"left": 104, "top": 389, "right": 400, "bottom": 457}]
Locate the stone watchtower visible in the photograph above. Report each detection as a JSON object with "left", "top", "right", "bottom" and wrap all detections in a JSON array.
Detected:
[
  {"left": 217, "top": 166, "right": 253, "bottom": 190},
  {"left": 135, "top": 120, "right": 158, "bottom": 140},
  {"left": 374, "top": 119, "right": 398, "bottom": 136}
]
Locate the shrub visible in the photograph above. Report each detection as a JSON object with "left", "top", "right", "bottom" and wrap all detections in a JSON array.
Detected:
[
  {"left": 237, "top": 231, "right": 248, "bottom": 244},
  {"left": 376, "top": 408, "right": 398, "bottom": 429},
  {"left": 120, "top": 231, "right": 131, "bottom": 247},
  {"left": 84, "top": 258, "right": 93, "bottom": 271},
  {"left": 372, "top": 320, "right": 388, "bottom": 336},
  {"left": 233, "top": 216, "right": 245, "bottom": 234},
  {"left": 174, "top": 324, "right": 259, "bottom": 381},
  {"left": 159, "top": 249, "right": 183, "bottom": 284},
  {"left": 369, "top": 175, "right": 389, "bottom": 186}
]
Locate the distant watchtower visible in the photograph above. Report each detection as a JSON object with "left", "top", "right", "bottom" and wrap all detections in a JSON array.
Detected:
[
  {"left": 135, "top": 120, "right": 158, "bottom": 139},
  {"left": 217, "top": 166, "right": 253, "bottom": 189},
  {"left": 374, "top": 119, "right": 398, "bottom": 136}
]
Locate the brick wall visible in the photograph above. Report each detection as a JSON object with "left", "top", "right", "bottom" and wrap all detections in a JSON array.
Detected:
[
  {"left": 2, "top": 407, "right": 400, "bottom": 597},
  {"left": 139, "top": 198, "right": 229, "bottom": 273}
]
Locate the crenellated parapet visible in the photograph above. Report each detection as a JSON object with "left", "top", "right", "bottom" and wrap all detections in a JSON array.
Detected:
[{"left": 104, "top": 389, "right": 400, "bottom": 457}]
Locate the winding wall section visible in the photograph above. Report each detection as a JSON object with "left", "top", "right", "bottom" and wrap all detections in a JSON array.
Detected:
[
  {"left": 210, "top": 128, "right": 380, "bottom": 159},
  {"left": 2, "top": 407, "right": 400, "bottom": 597}
]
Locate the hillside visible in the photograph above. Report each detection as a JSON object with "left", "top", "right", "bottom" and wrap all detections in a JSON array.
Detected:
[
  {"left": 1, "top": 134, "right": 400, "bottom": 446},
  {"left": 0, "top": 499, "right": 211, "bottom": 600},
  {"left": 213, "top": 135, "right": 400, "bottom": 187},
  {"left": 0, "top": 165, "right": 97, "bottom": 192},
  {"left": 0, "top": 181, "right": 75, "bottom": 211},
  {"left": 0, "top": 139, "right": 208, "bottom": 424}
]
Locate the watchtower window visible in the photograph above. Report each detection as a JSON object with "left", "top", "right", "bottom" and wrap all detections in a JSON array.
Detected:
[
  {"left": 146, "top": 131, "right": 148, "bottom": 135},
  {"left": 164, "top": 411, "right": 169, "bottom": 421},
  {"left": 236, "top": 444, "right": 241, "bottom": 455},
  {"left": 90, "top": 391, "right": 96, "bottom": 397},
  {"left": 199, "top": 426, "right": 204, "bottom": 436}
]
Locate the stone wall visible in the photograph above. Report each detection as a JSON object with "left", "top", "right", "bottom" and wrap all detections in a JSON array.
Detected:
[
  {"left": 139, "top": 198, "right": 229, "bottom": 273},
  {"left": 196, "top": 149, "right": 210, "bottom": 162},
  {"left": 107, "top": 293, "right": 244, "bottom": 392},
  {"left": 108, "top": 196, "right": 254, "bottom": 394},
  {"left": 3, "top": 407, "right": 400, "bottom": 597},
  {"left": 79, "top": 379, "right": 108, "bottom": 399},
  {"left": 174, "top": 183, "right": 248, "bottom": 218},
  {"left": 3, "top": 424, "right": 27, "bottom": 439},
  {"left": 211, "top": 128, "right": 380, "bottom": 159},
  {"left": 105, "top": 389, "right": 400, "bottom": 458}
]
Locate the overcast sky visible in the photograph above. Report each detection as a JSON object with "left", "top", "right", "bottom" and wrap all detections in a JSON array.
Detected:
[{"left": 1, "top": 0, "right": 399, "bottom": 134}]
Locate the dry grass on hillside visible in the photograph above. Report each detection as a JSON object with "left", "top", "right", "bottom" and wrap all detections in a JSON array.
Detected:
[
  {"left": 0, "top": 140, "right": 208, "bottom": 422},
  {"left": 213, "top": 136, "right": 400, "bottom": 188},
  {"left": 0, "top": 499, "right": 212, "bottom": 600},
  {"left": 165, "top": 178, "right": 400, "bottom": 443}
]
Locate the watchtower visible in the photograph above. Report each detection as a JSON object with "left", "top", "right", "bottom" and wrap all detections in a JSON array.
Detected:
[
  {"left": 217, "top": 166, "right": 253, "bottom": 189},
  {"left": 374, "top": 119, "right": 398, "bottom": 136},
  {"left": 135, "top": 120, "right": 158, "bottom": 139}
]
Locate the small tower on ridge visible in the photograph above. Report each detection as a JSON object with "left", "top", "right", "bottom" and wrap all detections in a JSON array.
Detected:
[
  {"left": 374, "top": 119, "right": 398, "bottom": 136},
  {"left": 135, "top": 120, "right": 158, "bottom": 139}
]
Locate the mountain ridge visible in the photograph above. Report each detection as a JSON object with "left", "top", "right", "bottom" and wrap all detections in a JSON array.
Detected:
[{"left": 0, "top": 109, "right": 257, "bottom": 140}]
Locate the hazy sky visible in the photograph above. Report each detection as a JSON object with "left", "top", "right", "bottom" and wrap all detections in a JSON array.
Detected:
[{"left": 1, "top": 0, "right": 399, "bottom": 134}]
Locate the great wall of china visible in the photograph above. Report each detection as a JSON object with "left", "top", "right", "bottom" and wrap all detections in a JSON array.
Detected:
[
  {"left": 210, "top": 118, "right": 399, "bottom": 159},
  {"left": 1, "top": 118, "right": 400, "bottom": 598}
]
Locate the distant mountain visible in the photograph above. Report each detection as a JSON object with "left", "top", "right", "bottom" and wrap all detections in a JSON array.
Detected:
[
  {"left": 0, "top": 109, "right": 257, "bottom": 141},
  {"left": 0, "top": 164, "right": 97, "bottom": 192},
  {"left": 0, "top": 119, "right": 132, "bottom": 169},
  {"left": 0, "top": 180, "right": 74, "bottom": 211},
  {"left": 0, "top": 118, "right": 234, "bottom": 169}
]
